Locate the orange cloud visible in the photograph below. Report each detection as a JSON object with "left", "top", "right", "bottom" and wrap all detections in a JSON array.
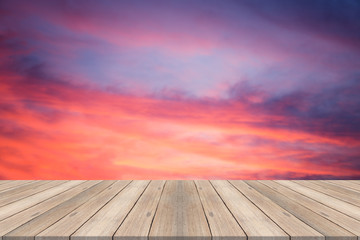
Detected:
[{"left": 1, "top": 70, "right": 359, "bottom": 179}]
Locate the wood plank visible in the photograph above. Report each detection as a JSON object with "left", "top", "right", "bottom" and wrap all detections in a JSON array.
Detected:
[
  {"left": 149, "top": 180, "right": 211, "bottom": 240},
  {"left": 0, "top": 180, "right": 75, "bottom": 221},
  {"left": 346, "top": 181, "right": 360, "bottom": 185},
  {"left": 348, "top": 181, "right": 360, "bottom": 185},
  {"left": 0, "top": 181, "right": 99, "bottom": 240},
  {"left": 37, "top": 180, "right": 131, "bottom": 240},
  {"left": 275, "top": 180, "right": 360, "bottom": 222},
  {"left": 0, "top": 181, "right": 46, "bottom": 199},
  {"left": 0, "top": 181, "right": 36, "bottom": 193},
  {"left": 114, "top": 180, "right": 165, "bottom": 240},
  {"left": 297, "top": 181, "right": 360, "bottom": 207},
  {"left": 0, "top": 180, "right": 33, "bottom": 190},
  {"left": 71, "top": 180, "right": 150, "bottom": 240},
  {"left": 0, "top": 181, "right": 11, "bottom": 186},
  {"left": 0, "top": 180, "right": 359, "bottom": 240},
  {"left": 211, "top": 180, "right": 288, "bottom": 240},
  {"left": 194, "top": 180, "right": 246, "bottom": 240},
  {"left": 326, "top": 181, "right": 360, "bottom": 192},
  {"left": 311, "top": 181, "right": 360, "bottom": 199},
  {"left": 230, "top": 180, "right": 323, "bottom": 240},
  {"left": 5, "top": 181, "right": 115, "bottom": 240},
  {"left": 247, "top": 181, "right": 358, "bottom": 240},
  {"left": 0, "top": 181, "right": 63, "bottom": 207}
]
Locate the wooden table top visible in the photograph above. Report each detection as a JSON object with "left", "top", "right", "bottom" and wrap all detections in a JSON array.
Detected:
[{"left": 0, "top": 180, "right": 359, "bottom": 240}]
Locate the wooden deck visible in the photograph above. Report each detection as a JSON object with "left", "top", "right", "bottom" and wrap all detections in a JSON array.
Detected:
[{"left": 0, "top": 180, "right": 360, "bottom": 240}]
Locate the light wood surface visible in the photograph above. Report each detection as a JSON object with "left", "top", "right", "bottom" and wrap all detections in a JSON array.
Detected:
[
  {"left": 326, "top": 180, "right": 360, "bottom": 192},
  {"left": 0, "top": 181, "right": 36, "bottom": 193},
  {"left": 247, "top": 180, "right": 358, "bottom": 239},
  {"left": 211, "top": 180, "right": 288, "bottom": 240},
  {"left": 38, "top": 181, "right": 130, "bottom": 240},
  {"left": 295, "top": 181, "right": 360, "bottom": 207},
  {"left": 0, "top": 181, "right": 62, "bottom": 207},
  {"left": 194, "top": 180, "right": 246, "bottom": 240},
  {"left": 310, "top": 181, "right": 360, "bottom": 200},
  {"left": 5, "top": 180, "right": 109, "bottom": 240},
  {"left": 0, "top": 181, "right": 73, "bottom": 221},
  {"left": 0, "top": 181, "right": 99, "bottom": 238},
  {"left": 114, "top": 180, "right": 165, "bottom": 240},
  {"left": 0, "top": 180, "right": 359, "bottom": 240},
  {"left": 230, "top": 180, "right": 323, "bottom": 240},
  {"left": 276, "top": 180, "right": 360, "bottom": 222},
  {"left": 72, "top": 180, "right": 149, "bottom": 240},
  {"left": 149, "top": 180, "right": 211, "bottom": 240}
]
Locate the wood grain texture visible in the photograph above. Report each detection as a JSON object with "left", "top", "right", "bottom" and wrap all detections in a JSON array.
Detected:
[
  {"left": 310, "top": 181, "right": 360, "bottom": 200},
  {"left": 0, "top": 181, "right": 62, "bottom": 207},
  {"left": 348, "top": 181, "right": 360, "bottom": 185},
  {"left": 326, "top": 181, "right": 360, "bottom": 192},
  {"left": 0, "top": 181, "right": 43, "bottom": 198},
  {"left": 4, "top": 181, "right": 110, "bottom": 240},
  {"left": 211, "top": 180, "right": 288, "bottom": 240},
  {"left": 230, "top": 180, "right": 323, "bottom": 240},
  {"left": 0, "top": 181, "right": 11, "bottom": 186},
  {"left": 37, "top": 181, "right": 131, "bottom": 240},
  {"left": 296, "top": 181, "right": 360, "bottom": 207},
  {"left": 0, "top": 180, "right": 73, "bottom": 221},
  {"left": 0, "top": 180, "right": 359, "bottom": 240},
  {"left": 71, "top": 180, "right": 150, "bottom": 240},
  {"left": 114, "top": 180, "right": 165, "bottom": 240},
  {"left": 194, "top": 180, "right": 246, "bottom": 240},
  {"left": 0, "top": 181, "right": 98, "bottom": 240},
  {"left": 260, "top": 180, "right": 360, "bottom": 238},
  {"left": 275, "top": 180, "right": 360, "bottom": 221},
  {"left": 149, "top": 180, "right": 211, "bottom": 240},
  {"left": 0, "top": 181, "right": 36, "bottom": 193},
  {"left": 248, "top": 180, "right": 358, "bottom": 240}
]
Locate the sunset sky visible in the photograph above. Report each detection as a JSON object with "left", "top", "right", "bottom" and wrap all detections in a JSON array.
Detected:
[{"left": 1, "top": 0, "right": 360, "bottom": 179}]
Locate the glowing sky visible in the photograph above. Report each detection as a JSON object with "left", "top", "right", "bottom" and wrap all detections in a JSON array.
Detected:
[{"left": 1, "top": 0, "right": 360, "bottom": 179}]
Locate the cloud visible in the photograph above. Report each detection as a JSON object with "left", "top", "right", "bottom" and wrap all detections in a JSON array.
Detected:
[
  {"left": 0, "top": 0, "right": 359, "bottom": 179},
  {"left": 244, "top": 0, "right": 360, "bottom": 51},
  {"left": 1, "top": 56, "right": 359, "bottom": 179}
]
